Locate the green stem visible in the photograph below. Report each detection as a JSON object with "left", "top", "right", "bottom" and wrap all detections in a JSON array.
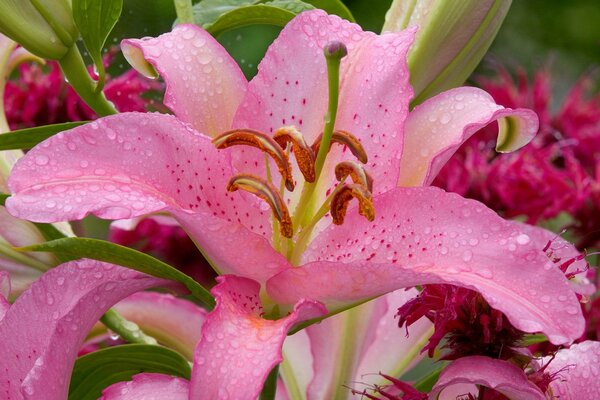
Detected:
[
  {"left": 100, "top": 308, "right": 158, "bottom": 345},
  {"left": 58, "top": 46, "right": 117, "bottom": 116},
  {"left": 259, "top": 365, "right": 279, "bottom": 400},
  {"left": 0, "top": 243, "right": 51, "bottom": 272},
  {"left": 174, "top": 0, "right": 194, "bottom": 24}
]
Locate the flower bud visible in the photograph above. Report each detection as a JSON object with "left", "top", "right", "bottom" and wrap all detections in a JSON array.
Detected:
[
  {"left": 0, "top": 0, "right": 78, "bottom": 60},
  {"left": 383, "top": 0, "right": 511, "bottom": 106}
]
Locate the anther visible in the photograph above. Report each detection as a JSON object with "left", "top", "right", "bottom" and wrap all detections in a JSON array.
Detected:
[
  {"left": 335, "top": 161, "right": 373, "bottom": 192},
  {"left": 213, "top": 129, "right": 295, "bottom": 191},
  {"left": 330, "top": 183, "right": 375, "bottom": 225},
  {"left": 311, "top": 130, "right": 368, "bottom": 164},
  {"left": 227, "top": 174, "right": 293, "bottom": 238},
  {"left": 273, "top": 126, "right": 316, "bottom": 182}
]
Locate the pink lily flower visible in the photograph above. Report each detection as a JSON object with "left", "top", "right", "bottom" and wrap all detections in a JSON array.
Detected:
[
  {"left": 2, "top": 10, "right": 588, "bottom": 399},
  {"left": 426, "top": 340, "right": 600, "bottom": 399}
]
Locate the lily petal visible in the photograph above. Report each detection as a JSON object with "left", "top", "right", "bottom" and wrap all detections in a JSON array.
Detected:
[
  {"left": 189, "top": 275, "right": 326, "bottom": 400},
  {"left": 122, "top": 24, "right": 247, "bottom": 136},
  {"left": 0, "top": 271, "right": 9, "bottom": 320},
  {"left": 355, "top": 289, "right": 433, "bottom": 389},
  {"left": 267, "top": 187, "right": 584, "bottom": 344},
  {"left": 516, "top": 222, "right": 595, "bottom": 296},
  {"left": 545, "top": 341, "right": 600, "bottom": 399},
  {"left": 0, "top": 259, "right": 170, "bottom": 399},
  {"left": 91, "top": 292, "right": 206, "bottom": 360},
  {"left": 5, "top": 112, "right": 287, "bottom": 281},
  {"left": 100, "top": 373, "right": 189, "bottom": 400},
  {"left": 301, "top": 289, "right": 432, "bottom": 399},
  {"left": 429, "top": 356, "right": 545, "bottom": 400},
  {"left": 399, "top": 87, "right": 539, "bottom": 186},
  {"left": 234, "top": 10, "right": 415, "bottom": 195}
]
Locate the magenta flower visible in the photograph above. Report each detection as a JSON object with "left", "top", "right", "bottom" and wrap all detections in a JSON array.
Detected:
[
  {"left": 1, "top": 10, "right": 588, "bottom": 398},
  {"left": 4, "top": 49, "right": 162, "bottom": 130},
  {"left": 434, "top": 68, "right": 600, "bottom": 250}
]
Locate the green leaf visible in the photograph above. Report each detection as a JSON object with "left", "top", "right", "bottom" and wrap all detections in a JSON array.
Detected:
[
  {"left": 0, "top": 193, "right": 8, "bottom": 206},
  {"left": 192, "top": 0, "right": 259, "bottom": 28},
  {"left": 0, "top": 121, "right": 88, "bottom": 151},
  {"left": 69, "top": 344, "right": 191, "bottom": 400},
  {"left": 302, "top": 0, "right": 354, "bottom": 21},
  {"left": 207, "top": 2, "right": 315, "bottom": 37},
  {"left": 73, "top": 0, "right": 123, "bottom": 90},
  {"left": 20, "top": 237, "right": 215, "bottom": 309}
]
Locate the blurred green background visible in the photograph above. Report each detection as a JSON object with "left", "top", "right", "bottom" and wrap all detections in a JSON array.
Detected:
[
  {"left": 89, "top": 0, "right": 599, "bottom": 238},
  {"left": 110, "top": 0, "right": 600, "bottom": 82}
]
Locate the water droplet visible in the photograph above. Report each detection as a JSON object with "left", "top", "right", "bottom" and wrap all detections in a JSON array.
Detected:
[
  {"left": 462, "top": 250, "right": 473, "bottom": 262},
  {"left": 540, "top": 295, "right": 551, "bottom": 303},
  {"left": 516, "top": 234, "right": 531, "bottom": 245},
  {"left": 35, "top": 155, "right": 49, "bottom": 166}
]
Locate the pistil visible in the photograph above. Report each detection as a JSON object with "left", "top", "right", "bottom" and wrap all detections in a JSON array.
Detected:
[{"left": 291, "top": 41, "right": 347, "bottom": 231}]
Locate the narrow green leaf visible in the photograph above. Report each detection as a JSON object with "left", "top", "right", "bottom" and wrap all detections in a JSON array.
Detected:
[
  {"left": 0, "top": 193, "right": 8, "bottom": 206},
  {"left": 20, "top": 237, "right": 215, "bottom": 309},
  {"left": 73, "top": 0, "right": 123, "bottom": 90},
  {"left": 0, "top": 121, "right": 87, "bottom": 151},
  {"left": 69, "top": 344, "right": 191, "bottom": 400}
]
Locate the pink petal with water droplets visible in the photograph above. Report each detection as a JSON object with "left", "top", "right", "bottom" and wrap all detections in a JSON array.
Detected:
[
  {"left": 233, "top": 10, "right": 414, "bottom": 197},
  {"left": 545, "top": 341, "right": 600, "bottom": 399},
  {"left": 189, "top": 275, "right": 326, "bottom": 400},
  {"left": 399, "top": 87, "right": 539, "bottom": 187},
  {"left": 430, "top": 356, "right": 546, "bottom": 400},
  {"left": 6, "top": 112, "right": 283, "bottom": 280},
  {"left": 110, "top": 292, "right": 206, "bottom": 360},
  {"left": 516, "top": 222, "right": 595, "bottom": 295},
  {"left": 0, "top": 271, "right": 9, "bottom": 321},
  {"left": 100, "top": 373, "right": 189, "bottom": 400},
  {"left": 0, "top": 259, "right": 169, "bottom": 400},
  {"left": 122, "top": 24, "right": 247, "bottom": 136},
  {"left": 267, "top": 187, "right": 584, "bottom": 344}
]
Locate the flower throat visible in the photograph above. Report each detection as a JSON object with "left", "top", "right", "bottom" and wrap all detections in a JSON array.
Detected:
[{"left": 212, "top": 41, "right": 375, "bottom": 264}]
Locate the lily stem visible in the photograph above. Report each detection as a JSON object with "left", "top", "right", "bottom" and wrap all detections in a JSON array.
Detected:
[
  {"left": 58, "top": 45, "right": 117, "bottom": 117},
  {"left": 174, "top": 0, "right": 194, "bottom": 24},
  {"left": 259, "top": 365, "right": 279, "bottom": 400},
  {"left": 100, "top": 308, "right": 158, "bottom": 345}
]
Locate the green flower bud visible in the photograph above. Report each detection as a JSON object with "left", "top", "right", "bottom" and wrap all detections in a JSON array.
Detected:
[
  {"left": 383, "top": 0, "right": 512, "bottom": 106},
  {"left": 0, "top": 0, "right": 78, "bottom": 60}
]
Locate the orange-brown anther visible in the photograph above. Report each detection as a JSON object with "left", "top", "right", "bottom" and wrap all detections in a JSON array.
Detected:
[
  {"left": 226, "top": 174, "right": 293, "bottom": 238},
  {"left": 273, "top": 126, "right": 316, "bottom": 183},
  {"left": 311, "top": 130, "right": 368, "bottom": 164},
  {"left": 330, "top": 183, "right": 375, "bottom": 225},
  {"left": 213, "top": 129, "right": 295, "bottom": 191},
  {"left": 334, "top": 161, "right": 373, "bottom": 192}
]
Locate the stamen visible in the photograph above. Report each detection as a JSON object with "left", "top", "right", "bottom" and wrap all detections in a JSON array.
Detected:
[
  {"left": 213, "top": 129, "right": 295, "bottom": 191},
  {"left": 227, "top": 174, "right": 293, "bottom": 238},
  {"left": 311, "top": 130, "right": 368, "bottom": 164},
  {"left": 335, "top": 161, "right": 373, "bottom": 192},
  {"left": 273, "top": 126, "right": 316, "bottom": 182},
  {"left": 330, "top": 183, "right": 375, "bottom": 225}
]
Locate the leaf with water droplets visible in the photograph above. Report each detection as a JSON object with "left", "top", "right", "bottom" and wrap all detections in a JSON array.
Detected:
[
  {"left": 19, "top": 237, "right": 215, "bottom": 309},
  {"left": 73, "top": 0, "right": 123, "bottom": 90},
  {"left": 0, "top": 122, "right": 87, "bottom": 151},
  {"left": 69, "top": 345, "right": 191, "bottom": 400}
]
